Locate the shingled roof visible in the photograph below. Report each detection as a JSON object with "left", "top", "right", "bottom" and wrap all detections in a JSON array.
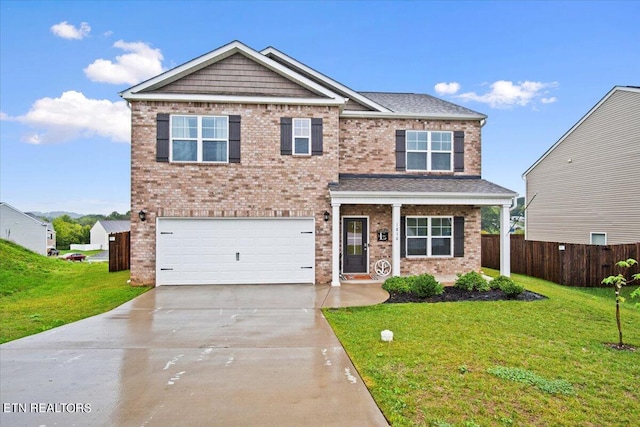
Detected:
[
  {"left": 330, "top": 174, "right": 515, "bottom": 196},
  {"left": 97, "top": 220, "right": 130, "bottom": 233},
  {"left": 359, "top": 92, "right": 486, "bottom": 118}
]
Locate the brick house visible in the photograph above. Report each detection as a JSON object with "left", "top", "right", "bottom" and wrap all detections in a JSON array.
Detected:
[{"left": 120, "top": 41, "right": 515, "bottom": 286}]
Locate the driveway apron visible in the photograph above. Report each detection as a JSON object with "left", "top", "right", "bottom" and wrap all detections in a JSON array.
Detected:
[{"left": 0, "top": 284, "right": 389, "bottom": 426}]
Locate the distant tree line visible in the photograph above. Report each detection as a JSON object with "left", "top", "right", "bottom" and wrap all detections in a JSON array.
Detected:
[
  {"left": 481, "top": 197, "right": 525, "bottom": 235},
  {"left": 44, "top": 211, "right": 130, "bottom": 250}
]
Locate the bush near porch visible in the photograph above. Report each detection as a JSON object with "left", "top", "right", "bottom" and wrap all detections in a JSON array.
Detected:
[{"left": 324, "top": 269, "right": 640, "bottom": 427}]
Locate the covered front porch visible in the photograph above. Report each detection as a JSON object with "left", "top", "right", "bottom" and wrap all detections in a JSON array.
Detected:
[{"left": 328, "top": 174, "right": 517, "bottom": 287}]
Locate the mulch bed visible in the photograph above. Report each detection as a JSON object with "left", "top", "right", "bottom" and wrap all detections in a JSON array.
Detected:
[{"left": 385, "top": 286, "right": 547, "bottom": 304}]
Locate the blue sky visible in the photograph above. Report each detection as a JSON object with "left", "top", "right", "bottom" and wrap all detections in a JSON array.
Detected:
[{"left": 1, "top": 0, "right": 638, "bottom": 215}]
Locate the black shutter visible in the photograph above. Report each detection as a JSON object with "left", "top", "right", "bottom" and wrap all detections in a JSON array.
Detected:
[
  {"left": 454, "top": 131, "right": 464, "bottom": 172},
  {"left": 280, "top": 117, "right": 292, "bottom": 155},
  {"left": 156, "top": 113, "right": 170, "bottom": 162},
  {"left": 454, "top": 216, "right": 464, "bottom": 257},
  {"left": 395, "top": 130, "right": 406, "bottom": 171},
  {"left": 228, "top": 115, "right": 241, "bottom": 163},
  {"left": 400, "top": 216, "right": 406, "bottom": 258},
  {"left": 311, "top": 118, "right": 323, "bottom": 155}
]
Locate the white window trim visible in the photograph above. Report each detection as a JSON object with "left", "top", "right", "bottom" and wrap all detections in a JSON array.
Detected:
[
  {"left": 406, "top": 130, "right": 453, "bottom": 172},
  {"left": 170, "top": 115, "right": 229, "bottom": 163},
  {"left": 406, "top": 215, "right": 453, "bottom": 258},
  {"left": 590, "top": 232, "right": 607, "bottom": 245},
  {"left": 292, "top": 118, "right": 311, "bottom": 156}
]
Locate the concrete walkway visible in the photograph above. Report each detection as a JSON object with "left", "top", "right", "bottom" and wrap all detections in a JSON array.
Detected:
[{"left": 1, "top": 284, "right": 390, "bottom": 426}]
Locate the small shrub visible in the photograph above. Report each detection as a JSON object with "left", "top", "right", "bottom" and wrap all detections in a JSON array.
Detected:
[
  {"left": 455, "top": 271, "right": 490, "bottom": 292},
  {"left": 488, "top": 274, "right": 500, "bottom": 290},
  {"left": 410, "top": 274, "right": 444, "bottom": 298},
  {"left": 493, "top": 275, "right": 524, "bottom": 297},
  {"left": 382, "top": 276, "right": 411, "bottom": 294}
]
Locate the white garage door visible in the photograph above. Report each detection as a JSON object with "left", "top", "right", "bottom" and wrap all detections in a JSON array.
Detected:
[{"left": 156, "top": 218, "right": 315, "bottom": 285}]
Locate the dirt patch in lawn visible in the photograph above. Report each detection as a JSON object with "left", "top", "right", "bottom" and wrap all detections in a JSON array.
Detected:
[
  {"left": 385, "top": 287, "right": 547, "bottom": 304},
  {"left": 604, "top": 343, "right": 636, "bottom": 352}
]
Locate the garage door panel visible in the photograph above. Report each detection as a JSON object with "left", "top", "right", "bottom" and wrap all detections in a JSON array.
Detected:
[{"left": 157, "top": 218, "right": 315, "bottom": 285}]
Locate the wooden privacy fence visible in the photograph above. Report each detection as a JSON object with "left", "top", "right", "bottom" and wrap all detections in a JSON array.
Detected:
[
  {"left": 109, "top": 231, "right": 130, "bottom": 272},
  {"left": 481, "top": 234, "right": 640, "bottom": 287}
]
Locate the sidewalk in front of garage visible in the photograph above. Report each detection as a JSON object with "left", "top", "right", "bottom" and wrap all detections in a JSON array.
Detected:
[{"left": 1, "top": 283, "right": 390, "bottom": 426}]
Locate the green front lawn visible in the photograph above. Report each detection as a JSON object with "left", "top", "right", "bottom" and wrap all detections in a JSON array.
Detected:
[
  {"left": 0, "top": 239, "right": 149, "bottom": 343},
  {"left": 324, "top": 269, "right": 640, "bottom": 427}
]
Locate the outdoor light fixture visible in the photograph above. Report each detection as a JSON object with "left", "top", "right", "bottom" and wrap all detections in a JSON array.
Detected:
[
  {"left": 324, "top": 211, "right": 330, "bottom": 222},
  {"left": 138, "top": 210, "right": 146, "bottom": 222}
]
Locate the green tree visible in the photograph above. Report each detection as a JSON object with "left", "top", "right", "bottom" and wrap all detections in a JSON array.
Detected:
[
  {"left": 601, "top": 258, "right": 640, "bottom": 347},
  {"left": 481, "top": 206, "right": 500, "bottom": 234},
  {"left": 52, "top": 216, "right": 90, "bottom": 249},
  {"left": 106, "top": 211, "right": 129, "bottom": 220}
]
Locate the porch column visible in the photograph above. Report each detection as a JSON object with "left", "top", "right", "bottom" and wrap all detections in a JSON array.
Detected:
[
  {"left": 499, "top": 203, "right": 511, "bottom": 277},
  {"left": 392, "top": 203, "right": 402, "bottom": 277},
  {"left": 331, "top": 202, "right": 341, "bottom": 286}
]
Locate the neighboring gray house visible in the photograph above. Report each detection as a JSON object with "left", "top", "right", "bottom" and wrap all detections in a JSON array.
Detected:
[
  {"left": 90, "top": 220, "right": 130, "bottom": 250},
  {"left": 0, "top": 202, "right": 56, "bottom": 255},
  {"left": 523, "top": 86, "right": 640, "bottom": 245}
]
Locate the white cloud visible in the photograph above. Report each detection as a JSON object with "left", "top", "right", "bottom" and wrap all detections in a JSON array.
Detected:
[
  {"left": 84, "top": 40, "right": 165, "bottom": 85},
  {"left": 457, "top": 80, "right": 559, "bottom": 109},
  {"left": 434, "top": 82, "right": 461, "bottom": 95},
  {"left": 50, "top": 21, "right": 91, "bottom": 40},
  {"left": 541, "top": 97, "right": 557, "bottom": 104},
  {"left": 0, "top": 111, "right": 10, "bottom": 121},
  {"left": 15, "top": 91, "right": 130, "bottom": 144},
  {"left": 104, "top": 30, "right": 114, "bottom": 37}
]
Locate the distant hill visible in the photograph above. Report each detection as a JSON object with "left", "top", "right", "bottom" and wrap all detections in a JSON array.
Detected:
[{"left": 28, "top": 211, "right": 84, "bottom": 220}]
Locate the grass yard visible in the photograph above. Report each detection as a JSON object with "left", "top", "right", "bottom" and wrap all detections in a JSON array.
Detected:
[
  {"left": 324, "top": 269, "right": 640, "bottom": 427},
  {"left": 0, "top": 239, "right": 149, "bottom": 343}
]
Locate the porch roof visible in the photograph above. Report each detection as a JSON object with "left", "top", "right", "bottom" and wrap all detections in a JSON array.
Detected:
[{"left": 329, "top": 174, "right": 517, "bottom": 206}]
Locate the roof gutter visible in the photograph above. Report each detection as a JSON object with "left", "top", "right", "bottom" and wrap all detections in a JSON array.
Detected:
[
  {"left": 121, "top": 93, "right": 346, "bottom": 106},
  {"left": 340, "top": 110, "right": 487, "bottom": 121}
]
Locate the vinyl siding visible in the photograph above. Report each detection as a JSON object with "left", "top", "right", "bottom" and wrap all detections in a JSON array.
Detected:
[
  {"left": 147, "top": 53, "right": 321, "bottom": 98},
  {"left": 265, "top": 54, "right": 376, "bottom": 111},
  {"left": 525, "top": 89, "right": 640, "bottom": 244},
  {"left": 345, "top": 98, "right": 371, "bottom": 111},
  {"left": 0, "top": 204, "right": 48, "bottom": 254}
]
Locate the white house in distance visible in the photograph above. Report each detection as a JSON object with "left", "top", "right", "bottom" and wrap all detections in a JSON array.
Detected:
[
  {"left": 523, "top": 86, "right": 640, "bottom": 245},
  {"left": 0, "top": 202, "right": 56, "bottom": 255},
  {"left": 90, "top": 220, "right": 131, "bottom": 250}
]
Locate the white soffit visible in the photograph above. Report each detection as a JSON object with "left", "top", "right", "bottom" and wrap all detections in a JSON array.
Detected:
[{"left": 329, "top": 191, "right": 515, "bottom": 206}]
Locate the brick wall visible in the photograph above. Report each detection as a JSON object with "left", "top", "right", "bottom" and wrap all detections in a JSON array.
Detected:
[
  {"left": 339, "top": 118, "right": 482, "bottom": 176},
  {"left": 130, "top": 101, "right": 340, "bottom": 285},
  {"left": 340, "top": 205, "right": 482, "bottom": 277},
  {"left": 130, "top": 102, "right": 484, "bottom": 286}
]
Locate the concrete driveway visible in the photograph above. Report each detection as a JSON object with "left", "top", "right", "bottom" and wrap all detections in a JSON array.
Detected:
[{"left": 1, "top": 284, "right": 389, "bottom": 426}]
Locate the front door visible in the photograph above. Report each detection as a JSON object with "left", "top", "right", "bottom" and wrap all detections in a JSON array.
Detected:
[{"left": 343, "top": 218, "right": 368, "bottom": 273}]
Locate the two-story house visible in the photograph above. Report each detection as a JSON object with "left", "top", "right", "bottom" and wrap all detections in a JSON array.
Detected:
[
  {"left": 121, "top": 41, "right": 515, "bottom": 287},
  {"left": 0, "top": 202, "right": 56, "bottom": 255},
  {"left": 523, "top": 86, "right": 640, "bottom": 245}
]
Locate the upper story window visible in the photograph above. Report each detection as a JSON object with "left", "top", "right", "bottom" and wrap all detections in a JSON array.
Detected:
[
  {"left": 406, "top": 131, "right": 453, "bottom": 171},
  {"left": 406, "top": 216, "right": 453, "bottom": 257},
  {"left": 293, "top": 118, "right": 311, "bottom": 155},
  {"left": 171, "top": 115, "right": 228, "bottom": 163}
]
